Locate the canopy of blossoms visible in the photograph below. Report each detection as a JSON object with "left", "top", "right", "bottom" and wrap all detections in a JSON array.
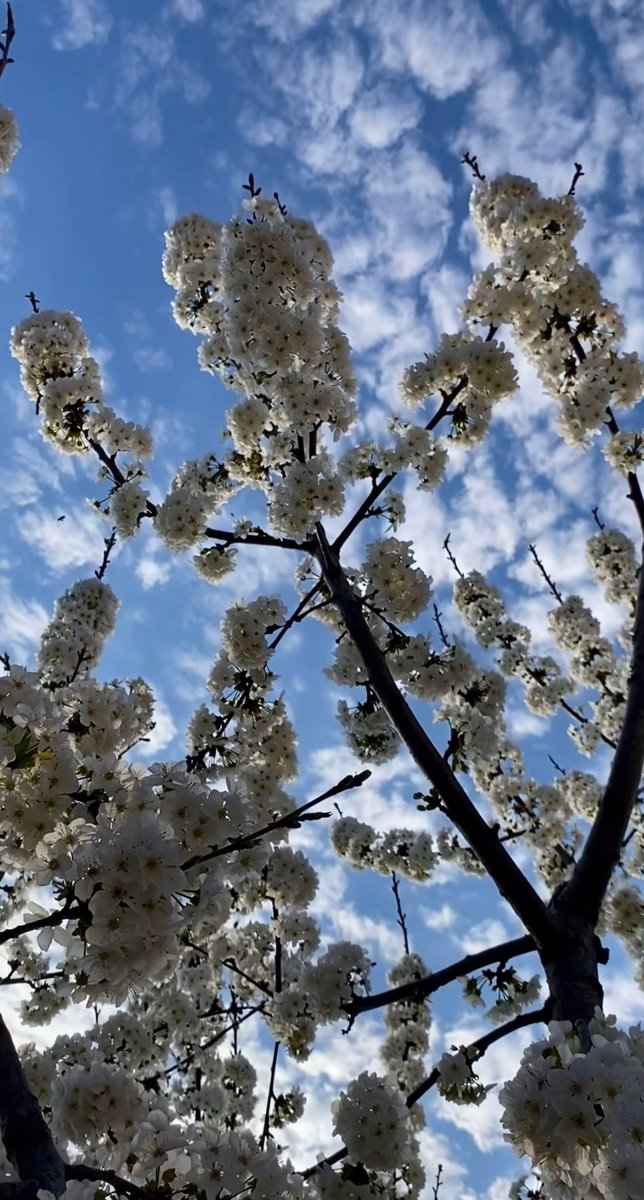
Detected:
[{"left": 1, "top": 12, "right": 644, "bottom": 1200}]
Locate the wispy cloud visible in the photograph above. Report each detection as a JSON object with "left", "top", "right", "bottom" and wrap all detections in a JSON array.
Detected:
[
  {"left": 18, "top": 508, "right": 108, "bottom": 573},
  {"left": 0, "top": 581, "right": 49, "bottom": 663},
  {"left": 114, "top": 22, "right": 210, "bottom": 148},
  {"left": 170, "top": 0, "right": 205, "bottom": 21},
  {"left": 52, "top": 0, "right": 112, "bottom": 51}
]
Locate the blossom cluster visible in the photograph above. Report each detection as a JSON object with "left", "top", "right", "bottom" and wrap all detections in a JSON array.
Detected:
[
  {"left": 500, "top": 1013, "right": 644, "bottom": 1200},
  {"left": 163, "top": 196, "right": 356, "bottom": 540},
  {"left": 10, "top": 310, "right": 153, "bottom": 462},
  {"left": 331, "top": 817, "right": 437, "bottom": 882},
  {"left": 467, "top": 173, "right": 644, "bottom": 461}
]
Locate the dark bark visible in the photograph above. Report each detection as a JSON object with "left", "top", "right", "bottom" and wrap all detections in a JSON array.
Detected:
[
  {"left": 348, "top": 933, "right": 535, "bottom": 1016},
  {"left": 563, "top": 541, "right": 644, "bottom": 924},
  {"left": 0, "top": 1017, "right": 66, "bottom": 1197},
  {"left": 313, "top": 525, "right": 557, "bottom": 952}
]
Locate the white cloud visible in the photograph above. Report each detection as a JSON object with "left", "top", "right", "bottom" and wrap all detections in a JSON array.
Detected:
[
  {"left": 135, "top": 555, "right": 173, "bottom": 589},
  {"left": 137, "top": 687, "right": 179, "bottom": 758},
  {"left": 171, "top": 0, "right": 205, "bottom": 20},
  {"left": 114, "top": 23, "right": 211, "bottom": 148},
  {"left": 0, "top": 581, "right": 49, "bottom": 662},
  {"left": 422, "top": 903, "right": 456, "bottom": 932},
  {"left": 154, "top": 184, "right": 179, "bottom": 228},
  {"left": 366, "top": 0, "right": 503, "bottom": 99},
  {"left": 19, "top": 508, "right": 108, "bottom": 572},
  {"left": 349, "top": 87, "right": 422, "bottom": 150},
  {"left": 52, "top": 0, "right": 112, "bottom": 50},
  {"left": 326, "top": 903, "right": 404, "bottom": 963},
  {"left": 460, "top": 918, "right": 511, "bottom": 955},
  {"left": 125, "top": 311, "right": 172, "bottom": 372},
  {"left": 133, "top": 345, "right": 172, "bottom": 372}
]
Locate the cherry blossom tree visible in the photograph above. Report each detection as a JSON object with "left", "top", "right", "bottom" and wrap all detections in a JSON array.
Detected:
[{"left": 2, "top": 12, "right": 644, "bottom": 1200}]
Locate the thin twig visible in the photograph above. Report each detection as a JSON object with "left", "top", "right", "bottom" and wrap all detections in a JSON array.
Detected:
[
  {"left": 461, "top": 151, "right": 485, "bottom": 181},
  {"left": 443, "top": 533, "right": 464, "bottom": 578},
  {"left": 528, "top": 543, "right": 563, "bottom": 603},
  {"left": 0, "top": 5, "right": 15, "bottom": 83},
  {"left": 95, "top": 529, "right": 117, "bottom": 581},
  {"left": 182, "top": 769, "right": 371, "bottom": 871},
  {"left": 391, "top": 872, "right": 410, "bottom": 956},
  {"left": 568, "top": 161, "right": 584, "bottom": 196},
  {"left": 259, "top": 1041, "right": 280, "bottom": 1151},
  {"left": 432, "top": 602, "right": 451, "bottom": 649}
]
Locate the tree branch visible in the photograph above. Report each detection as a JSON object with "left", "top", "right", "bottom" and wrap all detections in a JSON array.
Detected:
[
  {"left": 563, "top": 540, "right": 644, "bottom": 922},
  {"left": 0, "top": 1015, "right": 66, "bottom": 1197},
  {"left": 347, "top": 934, "right": 535, "bottom": 1018},
  {"left": 302, "top": 1005, "right": 546, "bottom": 1179},
  {"left": 313, "top": 525, "right": 556, "bottom": 952},
  {"left": 0, "top": 5, "right": 15, "bottom": 84},
  {"left": 0, "top": 904, "right": 82, "bottom": 946},
  {"left": 405, "top": 1004, "right": 547, "bottom": 1107},
  {"left": 66, "top": 1163, "right": 163, "bottom": 1200},
  {"left": 182, "top": 769, "right": 370, "bottom": 871}
]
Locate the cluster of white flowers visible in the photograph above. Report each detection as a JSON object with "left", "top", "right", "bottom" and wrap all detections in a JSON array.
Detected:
[
  {"left": 0, "top": 103, "right": 19, "bottom": 172},
  {"left": 262, "top": 939, "right": 372, "bottom": 1059},
  {"left": 51, "top": 1061, "right": 148, "bottom": 1153},
  {"left": 221, "top": 595, "right": 286, "bottom": 671},
  {"left": 361, "top": 538, "right": 431, "bottom": 624},
  {"left": 155, "top": 455, "right": 237, "bottom": 551},
  {"left": 11, "top": 310, "right": 153, "bottom": 462},
  {"left": 381, "top": 953, "right": 431, "bottom": 1128},
  {"left": 332, "top": 1071, "right": 411, "bottom": 1171},
  {"left": 336, "top": 695, "right": 400, "bottom": 763},
  {"left": 467, "top": 173, "right": 644, "bottom": 452},
  {"left": 603, "top": 430, "right": 644, "bottom": 476},
  {"left": 37, "top": 577, "right": 119, "bottom": 686},
  {"left": 500, "top": 1012, "right": 644, "bottom": 1200},
  {"left": 341, "top": 422, "right": 448, "bottom": 494},
  {"left": 163, "top": 195, "right": 356, "bottom": 541},
  {"left": 437, "top": 1046, "right": 490, "bottom": 1105},
  {"left": 331, "top": 817, "right": 437, "bottom": 882},
  {"left": 586, "top": 528, "right": 639, "bottom": 610},
  {"left": 400, "top": 333, "right": 518, "bottom": 444},
  {"left": 454, "top": 570, "right": 574, "bottom": 718}
]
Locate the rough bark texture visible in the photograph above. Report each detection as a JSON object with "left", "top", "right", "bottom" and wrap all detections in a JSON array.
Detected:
[{"left": 542, "top": 906, "right": 604, "bottom": 1050}]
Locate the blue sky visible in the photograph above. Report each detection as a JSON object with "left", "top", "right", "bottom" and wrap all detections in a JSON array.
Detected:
[{"left": 2, "top": 1, "right": 644, "bottom": 1197}]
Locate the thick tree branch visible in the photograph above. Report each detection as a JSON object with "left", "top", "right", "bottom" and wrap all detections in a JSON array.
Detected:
[
  {"left": 204, "top": 524, "right": 309, "bottom": 551},
  {"left": 313, "top": 525, "right": 556, "bottom": 952},
  {"left": 347, "top": 933, "right": 535, "bottom": 1017},
  {"left": 563, "top": 541, "right": 644, "bottom": 922},
  {"left": 0, "top": 1015, "right": 66, "bottom": 1197}
]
